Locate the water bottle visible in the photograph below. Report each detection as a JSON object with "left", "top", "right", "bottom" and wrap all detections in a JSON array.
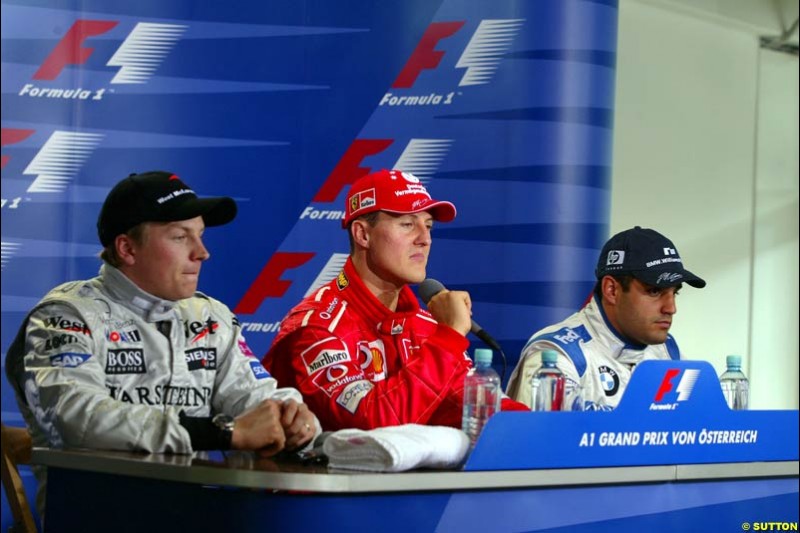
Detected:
[
  {"left": 719, "top": 355, "right": 749, "bottom": 410},
  {"left": 531, "top": 350, "right": 566, "bottom": 411},
  {"left": 462, "top": 348, "right": 502, "bottom": 449}
]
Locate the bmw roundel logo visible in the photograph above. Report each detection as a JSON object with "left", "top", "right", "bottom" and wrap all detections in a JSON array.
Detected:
[{"left": 598, "top": 365, "right": 619, "bottom": 396}]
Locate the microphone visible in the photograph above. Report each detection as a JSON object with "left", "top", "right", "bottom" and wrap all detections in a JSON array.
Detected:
[{"left": 418, "top": 278, "right": 504, "bottom": 354}]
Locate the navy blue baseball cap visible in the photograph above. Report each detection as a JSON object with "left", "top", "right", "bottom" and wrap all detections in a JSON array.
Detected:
[
  {"left": 595, "top": 226, "right": 706, "bottom": 288},
  {"left": 97, "top": 171, "right": 237, "bottom": 246}
]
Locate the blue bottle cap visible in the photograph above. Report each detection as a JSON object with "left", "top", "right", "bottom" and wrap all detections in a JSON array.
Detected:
[
  {"left": 474, "top": 348, "right": 493, "bottom": 365},
  {"left": 726, "top": 355, "right": 742, "bottom": 367},
  {"left": 542, "top": 350, "right": 559, "bottom": 364}
]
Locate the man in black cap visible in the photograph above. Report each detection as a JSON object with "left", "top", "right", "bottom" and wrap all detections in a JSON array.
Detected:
[
  {"left": 6, "top": 171, "right": 319, "bottom": 514},
  {"left": 506, "top": 226, "right": 706, "bottom": 410}
]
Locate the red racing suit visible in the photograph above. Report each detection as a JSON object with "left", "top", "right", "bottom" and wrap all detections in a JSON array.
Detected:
[{"left": 263, "top": 258, "right": 525, "bottom": 431}]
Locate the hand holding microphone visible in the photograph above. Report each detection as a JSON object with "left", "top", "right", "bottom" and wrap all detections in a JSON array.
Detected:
[
  {"left": 419, "top": 281, "right": 473, "bottom": 336},
  {"left": 418, "top": 279, "right": 503, "bottom": 354}
]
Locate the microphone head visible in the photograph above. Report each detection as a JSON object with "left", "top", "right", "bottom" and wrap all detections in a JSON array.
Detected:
[{"left": 418, "top": 278, "right": 446, "bottom": 304}]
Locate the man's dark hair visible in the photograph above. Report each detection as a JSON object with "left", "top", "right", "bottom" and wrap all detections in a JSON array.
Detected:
[
  {"left": 100, "top": 223, "right": 147, "bottom": 267},
  {"left": 594, "top": 274, "right": 634, "bottom": 302},
  {"left": 347, "top": 211, "right": 381, "bottom": 254}
]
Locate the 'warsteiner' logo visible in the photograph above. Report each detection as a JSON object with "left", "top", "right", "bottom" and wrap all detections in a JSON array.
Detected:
[
  {"left": 19, "top": 20, "right": 187, "bottom": 101},
  {"left": 381, "top": 18, "right": 525, "bottom": 107},
  {"left": 650, "top": 368, "right": 700, "bottom": 410}
]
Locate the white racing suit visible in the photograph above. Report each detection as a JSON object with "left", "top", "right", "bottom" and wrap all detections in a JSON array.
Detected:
[
  {"left": 506, "top": 295, "right": 680, "bottom": 410},
  {"left": 5, "top": 264, "right": 311, "bottom": 515}
]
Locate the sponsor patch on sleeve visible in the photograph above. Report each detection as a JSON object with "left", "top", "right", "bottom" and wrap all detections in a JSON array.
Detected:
[
  {"left": 49, "top": 352, "right": 91, "bottom": 368},
  {"left": 237, "top": 337, "right": 256, "bottom": 358},
  {"left": 335, "top": 379, "right": 373, "bottom": 414},
  {"left": 300, "top": 337, "right": 351, "bottom": 376},
  {"left": 249, "top": 360, "right": 271, "bottom": 380}
]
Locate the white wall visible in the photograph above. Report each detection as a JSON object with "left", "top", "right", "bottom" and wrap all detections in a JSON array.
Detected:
[{"left": 612, "top": 0, "right": 799, "bottom": 408}]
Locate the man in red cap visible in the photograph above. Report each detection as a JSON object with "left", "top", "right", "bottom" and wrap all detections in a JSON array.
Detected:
[{"left": 263, "top": 169, "right": 526, "bottom": 431}]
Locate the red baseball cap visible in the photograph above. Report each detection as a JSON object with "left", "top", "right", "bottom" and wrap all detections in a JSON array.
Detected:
[{"left": 341, "top": 169, "right": 457, "bottom": 228}]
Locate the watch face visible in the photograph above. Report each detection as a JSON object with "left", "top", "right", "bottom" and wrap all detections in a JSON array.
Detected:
[{"left": 213, "top": 414, "right": 235, "bottom": 431}]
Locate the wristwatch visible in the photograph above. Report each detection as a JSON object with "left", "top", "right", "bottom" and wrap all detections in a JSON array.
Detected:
[{"left": 211, "top": 413, "right": 235, "bottom": 449}]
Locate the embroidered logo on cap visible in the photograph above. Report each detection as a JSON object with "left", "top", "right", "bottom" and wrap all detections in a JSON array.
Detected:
[{"left": 606, "top": 250, "right": 625, "bottom": 266}]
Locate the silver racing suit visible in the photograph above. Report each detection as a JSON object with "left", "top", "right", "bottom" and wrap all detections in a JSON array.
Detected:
[{"left": 6, "top": 264, "right": 307, "bottom": 455}]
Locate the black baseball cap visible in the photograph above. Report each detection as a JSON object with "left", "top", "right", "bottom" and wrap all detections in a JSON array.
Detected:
[
  {"left": 97, "top": 171, "right": 237, "bottom": 246},
  {"left": 595, "top": 226, "right": 706, "bottom": 288}
]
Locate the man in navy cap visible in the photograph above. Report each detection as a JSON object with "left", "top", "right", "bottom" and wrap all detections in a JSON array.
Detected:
[{"left": 506, "top": 226, "right": 706, "bottom": 410}]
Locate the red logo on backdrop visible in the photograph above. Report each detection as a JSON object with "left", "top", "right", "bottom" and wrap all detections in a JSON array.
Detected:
[
  {"left": 1, "top": 128, "right": 36, "bottom": 169},
  {"left": 392, "top": 21, "right": 466, "bottom": 88},
  {"left": 654, "top": 368, "right": 700, "bottom": 402},
  {"left": 234, "top": 252, "right": 315, "bottom": 314},
  {"left": 34, "top": 20, "right": 119, "bottom": 80},
  {"left": 21, "top": 19, "right": 186, "bottom": 98},
  {"left": 383, "top": 19, "right": 524, "bottom": 108},
  {"left": 312, "top": 139, "right": 393, "bottom": 203}
]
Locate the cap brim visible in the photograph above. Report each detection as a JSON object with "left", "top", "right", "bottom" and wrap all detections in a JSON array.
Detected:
[
  {"left": 162, "top": 196, "right": 237, "bottom": 227},
  {"left": 383, "top": 200, "right": 457, "bottom": 222},
  {"left": 632, "top": 269, "right": 706, "bottom": 289}
]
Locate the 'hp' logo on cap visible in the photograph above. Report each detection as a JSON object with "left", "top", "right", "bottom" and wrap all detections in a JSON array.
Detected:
[{"left": 607, "top": 250, "right": 625, "bottom": 266}]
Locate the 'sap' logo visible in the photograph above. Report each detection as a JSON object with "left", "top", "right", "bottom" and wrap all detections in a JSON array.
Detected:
[
  {"left": 392, "top": 19, "right": 525, "bottom": 88},
  {"left": 2, "top": 129, "right": 104, "bottom": 193},
  {"left": 654, "top": 368, "right": 699, "bottom": 402},
  {"left": 34, "top": 20, "right": 186, "bottom": 84}
]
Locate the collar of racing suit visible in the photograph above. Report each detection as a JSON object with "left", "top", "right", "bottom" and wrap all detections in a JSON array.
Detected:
[
  {"left": 586, "top": 295, "right": 650, "bottom": 367},
  {"left": 99, "top": 264, "right": 178, "bottom": 323},
  {"left": 341, "top": 258, "right": 422, "bottom": 328}
]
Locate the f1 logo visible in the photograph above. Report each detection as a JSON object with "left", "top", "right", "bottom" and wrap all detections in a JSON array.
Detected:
[
  {"left": 34, "top": 20, "right": 186, "bottom": 84},
  {"left": 234, "top": 252, "right": 315, "bottom": 314},
  {"left": 393, "top": 21, "right": 465, "bottom": 88},
  {"left": 1, "top": 128, "right": 36, "bottom": 169},
  {"left": 392, "top": 19, "right": 524, "bottom": 89},
  {"left": 1, "top": 129, "right": 104, "bottom": 193},
  {"left": 654, "top": 368, "right": 699, "bottom": 402},
  {"left": 312, "top": 138, "right": 452, "bottom": 203}
]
